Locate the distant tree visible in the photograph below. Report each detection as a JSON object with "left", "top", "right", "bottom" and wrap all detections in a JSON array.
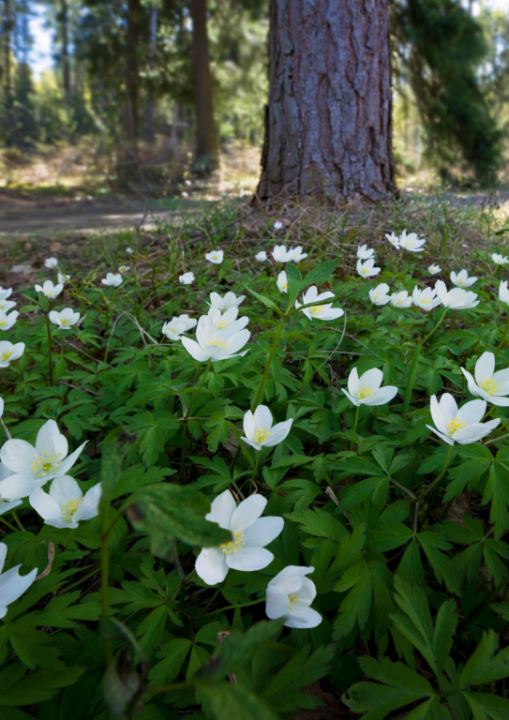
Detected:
[
  {"left": 392, "top": 0, "right": 503, "bottom": 184},
  {"left": 257, "top": 0, "right": 396, "bottom": 203}
]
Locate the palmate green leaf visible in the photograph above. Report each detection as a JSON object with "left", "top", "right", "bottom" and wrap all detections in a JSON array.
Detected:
[
  {"left": 242, "top": 282, "right": 278, "bottom": 310},
  {"left": 127, "top": 484, "right": 230, "bottom": 557},
  {"left": 482, "top": 462, "right": 509, "bottom": 540},
  {"left": 418, "top": 532, "right": 462, "bottom": 595},
  {"left": 301, "top": 259, "right": 340, "bottom": 288},
  {"left": 261, "top": 644, "right": 335, "bottom": 713},
  {"left": 285, "top": 261, "right": 303, "bottom": 305},
  {"left": 0, "top": 665, "right": 84, "bottom": 706},
  {"left": 344, "top": 656, "right": 435, "bottom": 720},
  {"left": 333, "top": 559, "right": 373, "bottom": 637},
  {"left": 149, "top": 638, "right": 192, "bottom": 685},
  {"left": 459, "top": 630, "right": 509, "bottom": 688},
  {"left": 285, "top": 507, "right": 348, "bottom": 543},
  {"left": 197, "top": 681, "right": 279, "bottom": 720},
  {"left": 464, "top": 692, "right": 509, "bottom": 720}
]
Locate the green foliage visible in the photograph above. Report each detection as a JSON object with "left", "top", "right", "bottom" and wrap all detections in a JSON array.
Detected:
[{"left": 2, "top": 215, "right": 509, "bottom": 720}]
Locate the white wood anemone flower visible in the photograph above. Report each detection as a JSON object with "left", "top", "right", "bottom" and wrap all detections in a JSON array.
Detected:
[
  {"left": 118, "top": 265, "right": 130, "bottom": 273},
  {"left": 357, "top": 244, "right": 375, "bottom": 260},
  {"left": 385, "top": 232, "right": 401, "bottom": 250},
  {"left": 57, "top": 272, "right": 71, "bottom": 284},
  {"left": 0, "top": 419, "right": 87, "bottom": 500},
  {"left": 0, "top": 341, "right": 25, "bottom": 368},
  {"left": 0, "top": 288, "right": 13, "bottom": 301},
  {"left": 0, "top": 299, "right": 15, "bottom": 313},
  {"left": 162, "top": 314, "right": 197, "bottom": 341},
  {"left": 271, "top": 245, "right": 289, "bottom": 262},
  {"left": 29, "top": 475, "right": 101, "bottom": 529},
  {"left": 204, "top": 249, "right": 224, "bottom": 264},
  {"left": 44, "top": 257, "right": 59, "bottom": 269},
  {"left": 286, "top": 246, "right": 308, "bottom": 263},
  {"left": 397, "top": 229, "right": 426, "bottom": 253},
  {"left": 35, "top": 280, "right": 64, "bottom": 298},
  {"left": 295, "top": 286, "right": 344, "bottom": 322},
  {"left": 181, "top": 315, "right": 250, "bottom": 363},
  {"left": 427, "top": 393, "right": 500, "bottom": 446},
  {"left": 208, "top": 306, "right": 248, "bottom": 331},
  {"left": 369, "top": 283, "right": 391, "bottom": 306},
  {"left": 179, "top": 272, "right": 195, "bottom": 285},
  {"left": 450, "top": 269, "right": 477, "bottom": 288},
  {"left": 390, "top": 291, "right": 412, "bottom": 308},
  {"left": 273, "top": 221, "right": 283, "bottom": 230},
  {"left": 101, "top": 273, "right": 122, "bottom": 287},
  {"left": 277, "top": 271, "right": 288, "bottom": 294},
  {"left": 492, "top": 253, "right": 509, "bottom": 265},
  {"left": 255, "top": 251, "right": 267, "bottom": 261},
  {"left": 0, "top": 542, "right": 37, "bottom": 619},
  {"left": 266, "top": 566, "right": 322, "bottom": 629},
  {"left": 342, "top": 367, "right": 398, "bottom": 407},
  {"left": 241, "top": 405, "right": 293, "bottom": 451},
  {"left": 499, "top": 280, "right": 509, "bottom": 305},
  {"left": 461, "top": 352, "right": 509, "bottom": 407},
  {"left": 435, "top": 280, "right": 478, "bottom": 310},
  {"left": 195, "top": 490, "right": 284, "bottom": 585},
  {"left": 0, "top": 463, "right": 22, "bottom": 516},
  {"left": 207, "top": 291, "right": 245, "bottom": 311},
  {"left": 428, "top": 264, "right": 442, "bottom": 275},
  {"left": 0, "top": 311, "right": 18, "bottom": 331},
  {"left": 356, "top": 258, "right": 381, "bottom": 279},
  {"left": 49, "top": 308, "right": 80, "bottom": 330},
  {"left": 412, "top": 287, "right": 441, "bottom": 312}
]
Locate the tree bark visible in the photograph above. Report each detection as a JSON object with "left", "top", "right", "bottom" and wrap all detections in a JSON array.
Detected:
[
  {"left": 257, "top": 0, "right": 396, "bottom": 203},
  {"left": 190, "top": 0, "right": 219, "bottom": 174},
  {"left": 60, "top": 0, "right": 71, "bottom": 102},
  {"left": 146, "top": 4, "right": 158, "bottom": 144},
  {"left": 125, "top": 0, "right": 141, "bottom": 143}
]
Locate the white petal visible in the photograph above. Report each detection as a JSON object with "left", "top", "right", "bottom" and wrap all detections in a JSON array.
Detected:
[
  {"left": 49, "top": 475, "right": 82, "bottom": 506},
  {"left": 181, "top": 337, "right": 209, "bottom": 362},
  {"left": 29, "top": 488, "right": 61, "bottom": 521},
  {"left": 454, "top": 419, "right": 500, "bottom": 444},
  {"left": 242, "top": 517, "right": 284, "bottom": 547},
  {"left": 253, "top": 405, "right": 273, "bottom": 431},
  {"left": 35, "top": 420, "right": 60, "bottom": 454},
  {"left": 461, "top": 368, "right": 481, "bottom": 398},
  {"left": 426, "top": 425, "right": 455, "bottom": 446},
  {"left": 341, "top": 389, "right": 360, "bottom": 407},
  {"left": 0, "top": 566, "right": 37, "bottom": 607},
  {"left": 226, "top": 547, "right": 274, "bottom": 571},
  {"left": 230, "top": 494, "right": 267, "bottom": 532},
  {"left": 57, "top": 441, "right": 87, "bottom": 476},
  {"left": 266, "top": 586, "right": 289, "bottom": 619},
  {"left": 75, "top": 483, "right": 102, "bottom": 521},
  {"left": 0, "top": 473, "right": 46, "bottom": 500},
  {"left": 284, "top": 606, "right": 322, "bottom": 629},
  {"left": 207, "top": 490, "right": 236, "bottom": 530},
  {"left": 0, "top": 544, "right": 6, "bottom": 574},
  {"left": 457, "top": 399, "right": 486, "bottom": 426},
  {"left": 263, "top": 419, "right": 293, "bottom": 447},
  {"left": 363, "top": 386, "right": 398, "bottom": 406},
  {"left": 359, "top": 368, "right": 383, "bottom": 393},
  {"left": 195, "top": 548, "right": 228, "bottom": 585},
  {"left": 475, "top": 352, "right": 495, "bottom": 386},
  {"left": 439, "top": 394, "right": 459, "bottom": 427},
  {"left": 243, "top": 410, "right": 255, "bottom": 440},
  {"left": 0, "top": 439, "right": 37, "bottom": 474},
  {"left": 347, "top": 367, "right": 359, "bottom": 397}
]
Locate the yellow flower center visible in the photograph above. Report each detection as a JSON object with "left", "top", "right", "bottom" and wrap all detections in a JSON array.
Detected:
[
  {"left": 357, "top": 385, "right": 374, "bottom": 400},
  {"left": 61, "top": 497, "right": 82, "bottom": 522},
  {"left": 60, "top": 319, "right": 70, "bottom": 327},
  {"left": 288, "top": 593, "right": 298, "bottom": 610},
  {"left": 362, "top": 268, "right": 369, "bottom": 274},
  {"left": 421, "top": 297, "right": 430, "bottom": 304},
  {"left": 206, "top": 337, "right": 229, "bottom": 349},
  {"left": 216, "top": 321, "right": 228, "bottom": 330},
  {"left": 31, "top": 451, "right": 62, "bottom": 478},
  {"left": 373, "top": 293, "right": 380, "bottom": 300},
  {"left": 220, "top": 531, "right": 245, "bottom": 555},
  {"left": 0, "top": 320, "right": 6, "bottom": 328},
  {"left": 479, "top": 377, "right": 501, "bottom": 396},
  {"left": 254, "top": 427, "right": 272, "bottom": 444},
  {"left": 446, "top": 419, "right": 467, "bottom": 436},
  {"left": 0, "top": 352, "right": 12, "bottom": 362},
  {"left": 310, "top": 305, "right": 324, "bottom": 315},
  {"left": 281, "top": 282, "right": 287, "bottom": 290},
  {"left": 457, "top": 279, "right": 465, "bottom": 286}
]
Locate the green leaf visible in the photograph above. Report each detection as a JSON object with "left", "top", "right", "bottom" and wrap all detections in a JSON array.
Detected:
[
  {"left": 100, "top": 427, "right": 136, "bottom": 508},
  {"left": 197, "top": 681, "right": 279, "bottom": 720},
  {"left": 0, "top": 666, "right": 84, "bottom": 705},
  {"left": 285, "top": 261, "right": 303, "bottom": 305},
  {"left": 286, "top": 508, "right": 348, "bottom": 543},
  {"left": 334, "top": 560, "right": 373, "bottom": 637},
  {"left": 127, "top": 484, "right": 230, "bottom": 557},
  {"left": 464, "top": 692, "right": 509, "bottom": 720},
  {"left": 482, "top": 463, "right": 509, "bottom": 540},
  {"left": 150, "top": 638, "right": 192, "bottom": 685},
  {"left": 402, "top": 343, "right": 421, "bottom": 415},
  {"left": 242, "top": 283, "right": 278, "bottom": 310},
  {"left": 301, "top": 260, "right": 340, "bottom": 288},
  {"left": 459, "top": 630, "right": 509, "bottom": 688}
]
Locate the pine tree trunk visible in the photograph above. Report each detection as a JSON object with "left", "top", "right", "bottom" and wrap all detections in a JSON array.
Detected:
[
  {"left": 125, "top": 0, "right": 141, "bottom": 144},
  {"left": 257, "top": 0, "right": 396, "bottom": 203},
  {"left": 146, "top": 4, "right": 158, "bottom": 144},
  {"left": 60, "top": 0, "right": 71, "bottom": 102},
  {"left": 190, "top": 0, "right": 219, "bottom": 174}
]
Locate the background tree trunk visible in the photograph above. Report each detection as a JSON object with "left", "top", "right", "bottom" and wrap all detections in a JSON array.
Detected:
[
  {"left": 257, "top": 0, "right": 396, "bottom": 203},
  {"left": 60, "top": 0, "right": 71, "bottom": 103},
  {"left": 190, "top": 0, "right": 219, "bottom": 174},
  {"left": 125, "top": 0, "right": 141, "bottom": 144},
  {"left": 146, "top": 3, "right": 158, "bottom": 144}
]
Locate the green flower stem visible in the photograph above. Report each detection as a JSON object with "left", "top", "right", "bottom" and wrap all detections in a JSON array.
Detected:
[
  {"left": 421, "top": 307, "right": 447, "bottom": 346},
  {"left": 401, "top": 309, "right": 418, "bottom": 345},
  {"left": 496, "top": 313, "right": 509, "bottom": 353},
  {"left": 44, "top": 312, "right": 54, "bottom": 386},
  {"left": 209, "top": 597, "right": 265, "bottom": 616},
  {"left": 0, "top": 515, "right": 18, "bottom": 533},
  {"left": 180, "top": 359, "right": 212, "bottom": 482},
  {"left": 250, "top": 451, "right": 260, "bottom": 489},
  {"left": 252, "top": 313, "right": 287, "bottom": 411},
  {"left": 350, "top": 405, "right": 360, "bottom": 453},
  {"left": 100, "top": 526, "right": 112, "bottom": 662},
  {"left": 11, "top": 510, "right": 25, "bottom": 532},
  {"left": 417, "top": 444, "right": 453, "bottom": 505}
]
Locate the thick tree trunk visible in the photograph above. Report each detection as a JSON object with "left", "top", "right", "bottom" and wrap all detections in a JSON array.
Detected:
[
  {"left": 60, "top": 0, "right": 71, "bottom": 102},
  {"left": 146, "top": 4, "right": 158, "bottom": 144},
  {"left": 125, "top": 0, "right": 141, "bottom": 143},
  {"left": 257, "top": 0, "right": 396, "bottom": 203},
  {"left": 190, "top": 0, "right": 219, "bottom": 174}
]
